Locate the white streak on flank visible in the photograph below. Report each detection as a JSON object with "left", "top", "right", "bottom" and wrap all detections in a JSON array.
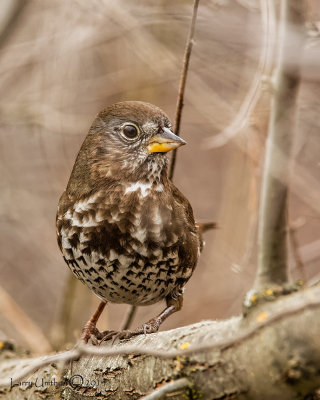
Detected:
[
  {"left": 74, "top": 194, "right": 98, "bottom": 213},
  {"left": 71, "top": 216, "right": 91, "bottom": 227},
  {"left": 64, "top": 194, "right": 101, "bottom": 226},
  {"left": 125, "top": 182, "right": 163, "bottom": 198},
  {"left": 64, "top": 210, "right": 72, "bottom": 220},
  {"left": 62, "top": 235, "right": 71, "bottom": 249},
  {"left": 125, "top": 182, "right": 152, "bottom": 198},
  {"left": 74, "top": 201, "right": 89, "bottom": 213},
  {"left": 70, "top": 213, "right": 104, "bottom": 227}
]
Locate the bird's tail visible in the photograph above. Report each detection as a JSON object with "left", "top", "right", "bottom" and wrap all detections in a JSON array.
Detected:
[
  {"left": 196, "top": 221, "right": 217, "bottom": 252},
  {"left": 196, "top": 221, "right": 217, "bottom": 234}
]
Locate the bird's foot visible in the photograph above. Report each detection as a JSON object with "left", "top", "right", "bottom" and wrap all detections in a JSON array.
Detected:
[
  {"left": 81, "top": 321, "right": 117, "bottom": 345},
  {"left": 81, "top": 320, "right": 101, "bottom": 344},
  {"left": 81, "top": 301, "right": 108, "bottom": 344},
  {"left": 98, "top": 330, "right": 134, "bottom": 344},
  {"left": 99, "top": 317, "right": 161, "bottom": 344}
]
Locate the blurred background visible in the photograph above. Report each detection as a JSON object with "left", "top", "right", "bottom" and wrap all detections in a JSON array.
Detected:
[{"left": 0, "top": 0, "right": 319, "bottom": 353}]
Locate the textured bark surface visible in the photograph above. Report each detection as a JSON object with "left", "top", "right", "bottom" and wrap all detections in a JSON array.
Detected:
[{"left": 1, "top": 284, "right": 320, "bottom": 400}]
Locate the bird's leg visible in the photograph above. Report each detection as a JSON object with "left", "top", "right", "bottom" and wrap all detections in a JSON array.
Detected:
[
  {"left": 100, "top": 293, "right": 183, "bottom": 343},
  {"left": 136, "top": 293, "right": 184, "bottom": 335},
  {"left": 81, "top": 301, "right": 109, "bottom": 343}
]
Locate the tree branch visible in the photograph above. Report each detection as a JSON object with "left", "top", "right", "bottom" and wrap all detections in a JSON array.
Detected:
[
  {"left": 0, "top": 0, "right": 27, "bottom": 50},
  {"left": 0, "top": 285, "right": 51, "bottom": 354},
  {"left": 169, "top": 0, "right": 200, "bottom": 180},
  {"left": 255, "top": 0, "right": 306, "bottom": 289},
  {"left": 2, "top": 285, "right": 320, "bottom": 399},
  {"left": 120, "top": 304, "right": 138, "bottom": 331},
  {"left": 204, "top": 0, "right": 276, "bottom": 148}
]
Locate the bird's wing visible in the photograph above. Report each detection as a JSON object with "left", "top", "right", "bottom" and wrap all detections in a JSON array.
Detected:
[
  {"left": 169, "top": 183, "right": 197, "bottom": 233},
  {"left": 169, "top": 183, "right": 216, "bottom": 253}
]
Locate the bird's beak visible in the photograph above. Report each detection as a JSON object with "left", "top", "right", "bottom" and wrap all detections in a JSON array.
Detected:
[{"left": 147, "top": 127, "right": 186, "bottom": 153}]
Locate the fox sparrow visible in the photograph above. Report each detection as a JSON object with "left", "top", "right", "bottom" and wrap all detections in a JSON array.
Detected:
[{"left": 56, "top": 101, "right": 211, "bottom": 343}]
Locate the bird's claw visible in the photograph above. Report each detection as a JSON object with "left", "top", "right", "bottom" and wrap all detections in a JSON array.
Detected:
[
  {"left": 98, "top": 329, "right": 137, "bottom": 344},
  {"left": 142, "top": 318, "right": 160, "bottom": 334},
  {"left": 81, "top": 322, "right": 117, "bottom": 345},
  {"left": 97, "top": 318, "right": 161, "bottom": 344}
]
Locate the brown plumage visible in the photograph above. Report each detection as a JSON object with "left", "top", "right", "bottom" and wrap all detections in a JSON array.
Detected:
[{"left": 56, "top": 101, "right": 208, "bottom": 342}]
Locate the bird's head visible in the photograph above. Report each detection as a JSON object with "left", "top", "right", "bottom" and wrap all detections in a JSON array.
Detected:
[{"left": 67, "top": 101, "right": 186, "bottom": 196}]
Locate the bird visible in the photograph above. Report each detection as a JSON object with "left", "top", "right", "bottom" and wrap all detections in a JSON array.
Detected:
[{"left": 56, "top": 101, "right": 213, "bottom": 343}]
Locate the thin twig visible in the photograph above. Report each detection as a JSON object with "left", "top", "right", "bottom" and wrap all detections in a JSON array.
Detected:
[
  {"left": 2, "top": 293, "right": 320, "bottom": 388},
  {"left": 141, "top": 378, "right": 192, "bottom": 400},
  {"left": 121, "top": 305, "right": 138, "bottom": 330},
  {"left": 169, "top": 0, "right": 200, "bottom": 180},
  {"left": 58, "top": 273, "right": 78, "bottom": 347}
]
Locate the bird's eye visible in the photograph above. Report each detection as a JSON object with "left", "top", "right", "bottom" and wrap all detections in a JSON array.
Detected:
[{"left": 122, "top": 123, "right": 140, "bottom": 140}]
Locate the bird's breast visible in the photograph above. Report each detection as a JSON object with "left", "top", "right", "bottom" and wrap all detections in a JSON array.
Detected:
[{"left": 57, "top": 185, "right": 196, "bottom": 305}]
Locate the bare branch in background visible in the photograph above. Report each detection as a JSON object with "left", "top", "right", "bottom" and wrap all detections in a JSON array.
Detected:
[
  {"left": 0, "top": 286, "right": 51, "bottom": 354},
  {"left": 169, "top": 0, "right": 200, "bottom": 180},
  {"left": 255, "top": 0, "right": 306, "bottom": 289},
  {"left": 0, "top": 0, "right": 27, "bottom": 50},
  {"left": 121, "top": 304, "right": 137, "bottom": 330},
  {"left": 204, "top": 0, "right": 276, "bottom": 148}
]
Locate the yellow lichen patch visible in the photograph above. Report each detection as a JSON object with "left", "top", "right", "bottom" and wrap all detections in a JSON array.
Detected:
[
  {"left": 180, "top": 342, "right": 190, "bottom": 350},
  {"left": 264, "top": 289, "right": 274, "bottom": 296},
  {"left": 0, "top": 341, "right": 3, "bottom": 350},
  {"left": 173, "top": 357, "right": 183, "bottom": 373},
  {"left": 257, "top": 311, "right": 268, "bottom": 322},
  {"left": 250, "top": 294, "right": 258, "bottom": 304}
]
